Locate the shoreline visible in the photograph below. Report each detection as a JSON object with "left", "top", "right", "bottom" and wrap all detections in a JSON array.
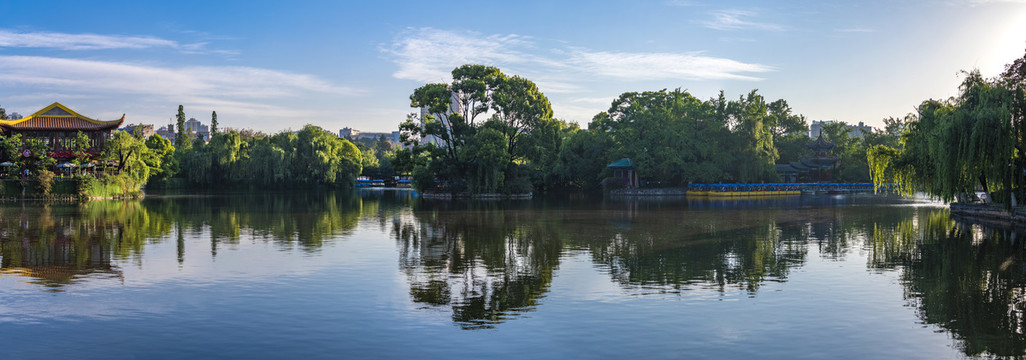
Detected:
[{"left": 949, "top": 203, "right": 1026, "bottom": 229}]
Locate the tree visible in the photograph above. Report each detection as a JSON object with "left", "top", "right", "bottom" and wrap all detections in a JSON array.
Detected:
[
  {"left": 869, "top": 69, "right": 1018, "bottom": 205},
  {"left": 553, "top": 121, "right": 614, "bottom": 191},
  {"left": 489, "top": 74, "right": 554, "bottom": 169},
  {"left": 71, "top": 131, "right": 92, "bottom": 165},
  {"left": 211, "top": 111, "right": 218, "bottom": 135},
  {"left": 23, "top": 137, "right": 55, "bottom": 174},
  {"left": 175, "top": 105, "right": 187, "bottom": 148},
  {"left": 727, "top": 90, "right": 779, "bottom": 182},
  {"left": 0, "top": 133, "right": 23, "bottom": 163},
  {"left": 103, "top": 130, "right": 151, "bottom": 182},
  {"left": 403, "top": 65, "right": 554, "bottom": 194},
  {"left": 0, "top": 105, "right": 7, "bottom": 120},
  {"left": 144, "top": 134, "right": 176, "bottom": 180}
]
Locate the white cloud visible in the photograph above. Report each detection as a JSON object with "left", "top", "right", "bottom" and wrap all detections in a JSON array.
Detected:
[
  {"left": 383, "top": 28, "right": 775, "bottom": 125},
  {"left": 570, "top": 96, "right": 618, "bottom": 104},
  {"left": 569, "top": 50, "right": 772, "bottom": 81},
  {"left": 0, "top": 56, "right": 362, "bottom": 129},
  {"left": 701, "top": 10, "right": 784, "bottom": 31},
  {"left": 385, "top": 28, "right": 772, "bottom": 84},
  {"left": 0, "top": 29, "right": 238, "bottom": 56},
  {"left": 835, "top": 28, "right": 877, "bottom": 33},
  {"left": 964, "top": 0, "right": 1026, "bottom": 4},
  {"left": 0, "top": 56, "right": 361, "bottom": 99},
  {"left": 0, "top": 29, "right": 179, "bottom": 50},
  {"left": 664, "top": 0, "right": 700, "bottom": 7},
  {"left": 384, "top": 28, "right": 539, "bottom": 83}
]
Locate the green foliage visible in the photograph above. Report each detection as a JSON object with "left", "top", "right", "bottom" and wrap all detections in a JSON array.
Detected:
[
  {"left": 71, "top": 131, "right": 92, "bottom": 165},
  {"left": 553, "top": 117, "right": 614, "bottom": 192},
  {"left": 870, "top": 67, "right": 1022, "bottom": 206},
  {"left": 403, "top": 65, "right": 552, "bottom": 194},
  {"left": 75, "top": 173, "right": 144, "bottom": 198},
  {"left": 0, "top": 133, "right": 22, "bottom": 163},
  {"left": 175, "top": 105, "right": 188, "bottom": 149},
  {"left": 590, "top": 88, "right": 782, "bottom": 185},
  {"left": 412, "top": 165, "right": 434, "bottom": 192},
  {"left": 172, "top": 126, "right": 363, "bottom": 189},
  {"left": 23, "top": 137, "right": 56, "bottom": 174},
  {"left": 144, "top": 134, "right": 176, "bottom": 180},
  {"left": 464, "top": 127, "right": 509, "bottom": 193},
  {"left": 36, "top": 170, "right": 54, "bottom": 195},
  {"left": 210, "top": 110, "right": 218, "bottom": 135},
  {"left": 103, "top": 130, "right": 150, "bottom": 183}
]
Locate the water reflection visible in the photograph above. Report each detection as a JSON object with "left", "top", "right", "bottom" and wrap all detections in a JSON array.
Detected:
[
  {"left": 0, "top": 192, "right": 372, "bottom": 291},
  {"left": 0, "top": 204, "right": 125, "bottom": 291},
  {"left": 868, "top": 209, "right": 1026, "bottom": 357},
  {"left": 393, "top": 202, "right": 560, "bottom": 329},
  {"left": 1, "top": 192, "right": 1025, "bottom": 357}
]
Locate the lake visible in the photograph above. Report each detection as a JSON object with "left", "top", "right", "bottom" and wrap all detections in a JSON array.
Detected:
[{"left": 1, "top": 190, "right": 1024, "bottom": 359}]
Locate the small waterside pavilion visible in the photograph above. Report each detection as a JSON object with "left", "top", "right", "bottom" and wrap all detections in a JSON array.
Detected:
[{"left": 607, "top": 158, "right": 640, "bottom": 189}]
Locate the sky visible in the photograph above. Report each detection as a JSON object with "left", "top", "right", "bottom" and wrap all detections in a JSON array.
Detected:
[{"left": 1, "top": 0, "right": 1024, "bottom": 134}]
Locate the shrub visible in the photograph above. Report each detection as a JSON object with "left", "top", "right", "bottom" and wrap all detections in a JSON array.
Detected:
[
  {"left": 36, "top": 170, "right": 55, "bottom": 196},
  {"left": 501, "top": 176, "right": 533, "bottom": 195},
  {"left": 412, "top": 165, "right": 435, "bottom": 193}
]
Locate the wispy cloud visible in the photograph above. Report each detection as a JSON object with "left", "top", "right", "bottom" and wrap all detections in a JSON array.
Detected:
[
  {"left": 0, "top": 56, "right": 361, "bottom": 123},
  {"left": 0, "top": 56, "right": 360, "bottom": 98},
  {"left": 383, "top": 28, "right": 541, "bottom": 83},
  {"left": 569, "top": 50, "right": 772, "bottom": 81},
  {"left": 835, "top": 28, "right": 876, "bottom": 33},
  {"left": 0, "top": 29, "right": 236, "bottom": 55},
  {"left": 383, "top": 28, "right": 774, "bottom": 124},
  {"left": 385, "top": 28, "right": 772, "bottom": 84},
  {"left": 962, "top": 0, "right": 1026, "bottom": 5},
  {"left": 701, "top": 10, "right": 785, "bottom": 31},
  {"left": 664, "top": 0, "right": 700, "bottom": 7}
]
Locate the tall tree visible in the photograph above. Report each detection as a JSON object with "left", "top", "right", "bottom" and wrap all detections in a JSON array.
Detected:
[
  {"left": 211, "top": 111, "right": 218, "bottom": 135},
  {"left": 0, "top": 105, "right": 7, "bottom": 120},
  {"left": 175, "top": 105, "right": 187, "bottom": 148},
  {"left": 489, "top": 75, "right": 554, "bottom": 169}
]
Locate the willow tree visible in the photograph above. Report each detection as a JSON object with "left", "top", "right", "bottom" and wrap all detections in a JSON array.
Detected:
[
  {"left": 727, "top": 90, "right": 779, "bottom": 182},
  {"left": 869, "top": 70, "right": 1019, "bottom": 205}
]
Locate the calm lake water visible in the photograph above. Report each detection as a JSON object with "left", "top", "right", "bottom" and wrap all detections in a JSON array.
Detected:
[{"left": 1, "top": 190, "right": 1024, "bottom": 359}]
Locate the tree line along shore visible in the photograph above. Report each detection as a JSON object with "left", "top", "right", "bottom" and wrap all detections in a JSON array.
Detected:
[{"left": 0, "top": 50, "right": 1022, "bottom": 203}]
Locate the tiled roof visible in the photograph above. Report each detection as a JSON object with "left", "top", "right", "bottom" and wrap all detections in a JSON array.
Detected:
[
  {"left": 2, "top": 116, "right": 122, "bottom": 130},
  {"left": 607, "top": 158, "right": 634, "bottom": 168},
  {"left": 807, "top": 134, "right": 835, "bottom": 151},
  {"left": 0, "top": 102, "right": 124, "bottom": 131}
]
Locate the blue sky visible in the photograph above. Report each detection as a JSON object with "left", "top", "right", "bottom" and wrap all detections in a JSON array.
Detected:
[{"left": 1, "top": 0, "right": 1024, "bottom": 133}]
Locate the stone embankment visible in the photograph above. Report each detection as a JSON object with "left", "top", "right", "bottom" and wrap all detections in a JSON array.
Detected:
[
  {"left": 950, "top": 203, "right": 1026, "bottom": 229},
  {"left": 421, "top": 192, "right": 533, "bottom": 200},
  {"left": 609, "top": 188, "right": 688, "bottom": 196}
]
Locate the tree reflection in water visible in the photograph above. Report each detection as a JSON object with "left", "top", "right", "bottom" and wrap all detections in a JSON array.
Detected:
[
  {"left": 0, "top": 191, "right": 367, "bottom": 291},
  {"left": 868, "top": 209, "right": 1026, "bottom": 357},
  {"left": 393, "top": 201, "right": 561, "bottom": 329},
  {"left": 2, "top": 192, "right": 1025, "bottom": 357}
]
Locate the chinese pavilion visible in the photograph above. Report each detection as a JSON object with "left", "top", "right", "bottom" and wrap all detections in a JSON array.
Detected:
[
  {"left": 0, "top": 102, "right": 124, "bottom": 160},
  {"left": 606, "top": 158, "right": 640, "bottom": 189},
  {"left": 774, "top": 134, "right": 839, "bottom": 182}
]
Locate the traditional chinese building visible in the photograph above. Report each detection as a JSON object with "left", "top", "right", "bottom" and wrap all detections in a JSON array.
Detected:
[
  {"left": 606, "top": 158, "right": 640, "bottom": 189},
  {"left": 0, "top": 102, "right": 124, "bottom": 160},
  {"left": 774, "top": 134, "right": 839, "bottom": 182}
]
